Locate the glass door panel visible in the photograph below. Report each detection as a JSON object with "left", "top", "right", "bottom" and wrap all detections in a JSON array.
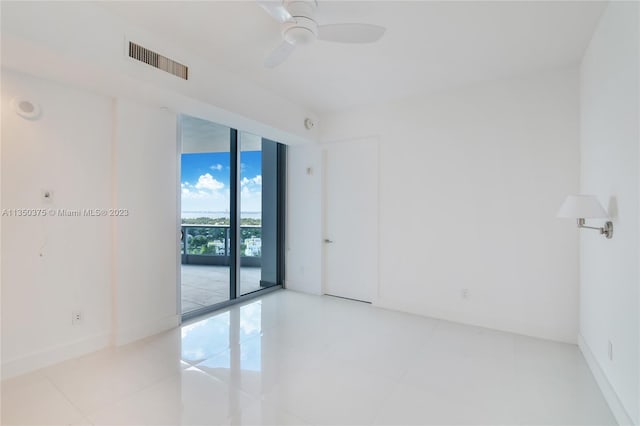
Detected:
[
  {"left": 180, "top": 116, "right": 232, "bottom": 314},
  {"left": 257, "top": 139, "right": 282, "bottom": 289},
  {"left": 239, "top": 132, "right": 263, "bottom": 296},
  {"left": 179, "top": 115, "right": 285, "bottom": 320},
  {"left": 238, "top": 133, "right": 282, "bottom": 296}
]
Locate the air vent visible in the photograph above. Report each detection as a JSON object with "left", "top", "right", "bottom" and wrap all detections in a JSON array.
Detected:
[{"left": 128, "top": 42, "right": 188, "bottom": 80}]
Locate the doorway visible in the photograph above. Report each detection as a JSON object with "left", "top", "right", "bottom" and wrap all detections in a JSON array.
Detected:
[
  {"left": 179, "top": 115, "right": 285, "bottom": 318},
  {"left": 323, "top": 138, "right": 379, "bottom": 303}
]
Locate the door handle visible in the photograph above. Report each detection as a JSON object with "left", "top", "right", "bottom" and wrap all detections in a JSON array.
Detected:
[{"left": 324, "top": 239, "right": 334, "bottom": 243}]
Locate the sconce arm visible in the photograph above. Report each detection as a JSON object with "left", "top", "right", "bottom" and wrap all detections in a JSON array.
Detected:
[{"left": 576, "top": 218, "right": 613, "bottom": 239}]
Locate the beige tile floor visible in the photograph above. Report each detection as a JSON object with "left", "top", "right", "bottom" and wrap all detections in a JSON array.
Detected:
[
  {"left": 181, "top": 265, "right": 262, "bottom": 313},
  {"left": 1, "top": 290, "right": 616, "bottom": 426}
]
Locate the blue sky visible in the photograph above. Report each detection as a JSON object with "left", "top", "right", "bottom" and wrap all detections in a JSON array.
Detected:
[{"left": 181, "top": 151, "right": 262, "bottom": 213}]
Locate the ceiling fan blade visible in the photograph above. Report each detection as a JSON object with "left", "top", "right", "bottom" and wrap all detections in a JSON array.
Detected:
[
  {"left": 318, "top": 23, "right": 386, "bottom": 44},
  {"left": 265, "top": 41, "right": 296, "bottom": 68},
  {"left": 257, "top": 1, "right": 293, "bottom": 23}
]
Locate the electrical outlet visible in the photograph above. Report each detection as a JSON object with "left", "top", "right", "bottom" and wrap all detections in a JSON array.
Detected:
[
  {"left": 72, "top": 311, "right": 83, "bottom": 325},
  {"left": 461, "top": 288, "right": 469, "bottom": 299},
  {"left": 608, "top": 341, "right": 613, "bottom": 361}
]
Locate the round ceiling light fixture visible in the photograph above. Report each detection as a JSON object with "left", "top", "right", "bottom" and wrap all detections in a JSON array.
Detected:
[{"left": 11, "top": 97, "right": 42, "bottom": 120}]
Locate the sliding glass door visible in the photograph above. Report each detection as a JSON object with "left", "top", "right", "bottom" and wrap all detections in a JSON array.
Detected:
[
  {"left": 238, "top": 133, "right": 285, "bottom": 296},
  {"left": 238, "top": 132, "right": 262, "bottom": 296},
  {"left": 179, "top": 116, "right": 285, "bottom": 318}
]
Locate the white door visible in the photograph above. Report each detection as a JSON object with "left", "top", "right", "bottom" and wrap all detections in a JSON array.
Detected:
[{"left": 323, "top": 138, "right": 378, "bottom": 302}]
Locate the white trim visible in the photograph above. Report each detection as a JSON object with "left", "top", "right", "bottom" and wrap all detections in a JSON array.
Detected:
[
  {"left": 1, "top": 332, "right": 110, "bottom": 380},
  {"left": 176, "top": 115, "right": 183, "bottom": 321},
  {"left": 115, "top": 314, "right": 180, "bottom": 346},
  {"left": 284, "top": 281, "right": 322, "bottom": 296},
  {"left": 374, "top": 296, "right": 576, "bottom": 344},
  {"left": 579, "top": 334, "right": 635, "bottom": 426}
]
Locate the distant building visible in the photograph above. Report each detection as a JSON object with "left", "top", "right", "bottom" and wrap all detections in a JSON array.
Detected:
[{"left": 244, "top": 237, "right": 261, "bottom": 257}]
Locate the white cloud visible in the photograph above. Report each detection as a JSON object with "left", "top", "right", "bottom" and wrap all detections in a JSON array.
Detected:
[
  {"left": 195, "top": 173, "right": 224, "bottom": 191},
  {"left": 181, "top": 187, "right": 209, "bottom": 199},
  {"left": 241, "top": 175, "right": 262, "bottom": 187},
  {"left": 182, "top": 173, "right": 263, "bottom": 212},
  {"left": 240, "top": 175, "right": 262, "bottom": 211},
  {"left": 210, "top": 164, "right": 223, "bottom": 171},
  {"left": 240, "top": 188, "right": 261, "bottom": 211},
  {"left": 182, "top": 173, "right": 230, "bottom": 211}
]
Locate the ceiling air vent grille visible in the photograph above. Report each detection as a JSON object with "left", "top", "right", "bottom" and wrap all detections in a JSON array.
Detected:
[{"left": 128, "top": 42, "right": 188, "bottom": 80}]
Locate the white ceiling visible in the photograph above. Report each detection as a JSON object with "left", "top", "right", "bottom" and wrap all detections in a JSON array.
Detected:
[
  {"left": 182, "top": 115, "right": 262, "bottom": 153},
  {"left": 101, "top": 1, "right": 606, "bottom": 115}
]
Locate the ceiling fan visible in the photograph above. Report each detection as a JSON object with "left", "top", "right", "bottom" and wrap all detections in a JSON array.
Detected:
[{"left": 258, "top": 0, "right": 386, "bottom": 68}]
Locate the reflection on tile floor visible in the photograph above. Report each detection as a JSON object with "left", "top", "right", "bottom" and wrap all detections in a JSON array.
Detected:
[
  {"left": 2, "top": 290, "right": 616, "bottom": 426},
  {"left": 181, "top": 265, "right": 262, "bottom": 313}
]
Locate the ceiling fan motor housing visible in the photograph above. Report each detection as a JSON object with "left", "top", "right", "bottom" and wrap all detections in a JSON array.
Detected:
[
  {"left": 282, "top": 0, "right": 318, "bottom": 45},
  {"left": 283, "top": 17, "right": 317, "bottom": 45}
]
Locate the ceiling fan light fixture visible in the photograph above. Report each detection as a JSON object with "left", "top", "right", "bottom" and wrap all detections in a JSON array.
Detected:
[
  {"left": 260, "top": 0, "right": 386, "bottom": 68},
  {"left": 283, "top": 17, "right": 318, "bottom": 45}
]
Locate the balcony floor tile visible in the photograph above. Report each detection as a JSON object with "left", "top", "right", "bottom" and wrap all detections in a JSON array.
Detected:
[{"left": 181, "top": 265, "right": 262, "bottom": 314}]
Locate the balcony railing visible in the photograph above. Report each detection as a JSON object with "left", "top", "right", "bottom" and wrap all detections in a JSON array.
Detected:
[{"left": 181, "top": 224, "right": 262, "bottom": 267}]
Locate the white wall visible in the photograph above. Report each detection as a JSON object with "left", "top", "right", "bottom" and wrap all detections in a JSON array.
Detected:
[
  {"left": 286, "top": 144, "right": 323, "bottom": 295},
  {"left": 113, "top": 99, "right": 179, "bottom": 346},
  {"left": 578, "top": 2, "right": 639, "bottom": 424},
  {"left": 1, "top": 70, "right": 181, "bottom": 377},
  {"left": 1, "top": 70, "right": 113, "bottom": 376},
  {"left": 292, "top": 68, "right": 580, "bottom": 343}
]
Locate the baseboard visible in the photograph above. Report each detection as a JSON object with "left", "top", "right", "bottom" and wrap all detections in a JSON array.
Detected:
[
  {"left": 578, "top": 334, "right": 635, "bottom": 426},
  {"left": 284, "top": 280, "right": 322, "bottom": 295},
  {"left": 2, "top": 315, "right": 181, "bottom": 379},
  {"left": 115, "top": 314, "right": 180, "bottom": 346},
  {"left": 1, "top": 332, "right": 111, "bottom": 380},
  {"left": 373, "top": 297, "right": 577, "bottom": 344}
]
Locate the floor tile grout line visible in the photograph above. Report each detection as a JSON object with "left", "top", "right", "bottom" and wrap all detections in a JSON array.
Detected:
[
  {"left": 83, "top": 369, "right": 187, "bottom": 422},
  {"left": 42, "top": 375, "right": 95, "bottom": 425},
  {"left": 43, "top": 341, "right": 187, "bottom": 422}
]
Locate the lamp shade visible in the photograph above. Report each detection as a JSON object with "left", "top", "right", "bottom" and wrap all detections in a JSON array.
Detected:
[{"left": 557, "top": 195, "right": 609, "bottom": 219}]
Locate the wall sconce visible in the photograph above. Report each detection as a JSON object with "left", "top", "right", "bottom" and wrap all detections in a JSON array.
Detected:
[{"left": 557, "top": 194, "right": 613, "bottom": 239}]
